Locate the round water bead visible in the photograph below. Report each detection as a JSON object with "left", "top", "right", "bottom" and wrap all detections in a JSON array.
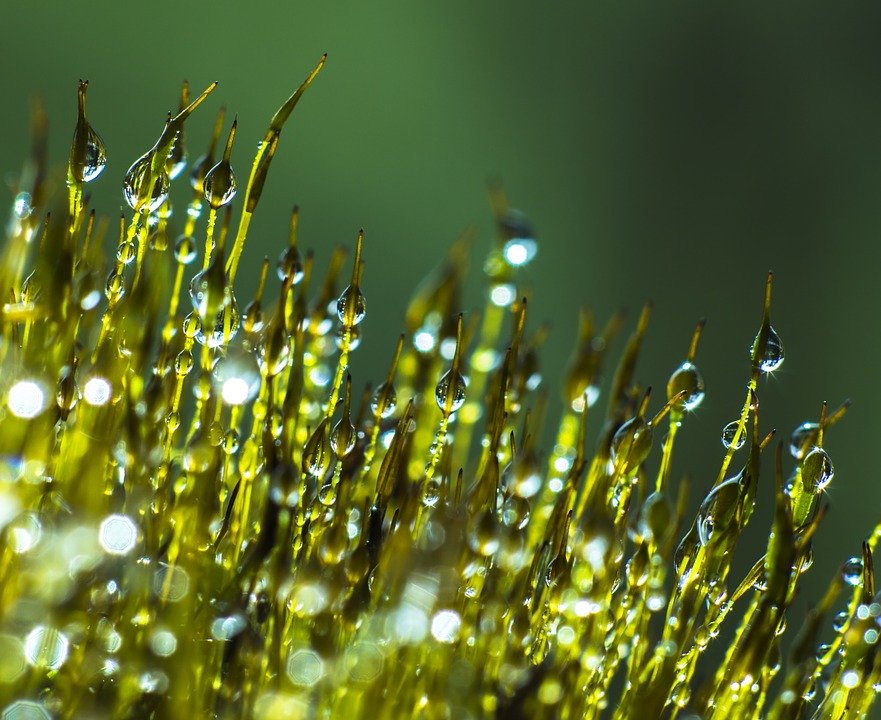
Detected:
[
  {"left": 123, "top": 155, "right": 170, "bottom": 213},
  {"left": 435, "top": 370, "right": 466, "bottom": 414},
  {"left": 841, "top": 557, "right": 863, "bottom": 587},
  {"left": 370, "top": 381, "right": 397, "bottom": 419},
  {"left": 789, "top": 422, "right": 820, "bottom": 460},
  {"left": 721, "top": 420, "right": 746, "bottom": 451},
  {"left": 174, "top": 235, "right": 198, "bottom": 265},
  {"left": 277, "top": 245, "right": 304, "bottom": 284},
  {"left": 196, "top": 296, "right": 241, "bottom": 348},
  {"left": 203, "top": 159, "right": 237, "bottom": 208},
  {"left": 801, "top": 447, "right": 833, "bottom": 494},
  {"left": 750, "top": 325, "right": 784, "bottom": 373},
  {"left": 336, "top": 285, "right": 366, "bottom": 326},
  {"left": 666, "top": 361, "right": 705, "bottom": 411},
  {"left": 13, "top": 191, "right": 33, "bottom": 219},
  {"left": 696, "top": 476, "right": 742, "bottom": 547}
]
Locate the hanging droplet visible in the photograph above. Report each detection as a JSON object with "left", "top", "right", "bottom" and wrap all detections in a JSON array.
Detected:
[
  {"left": 667, "top": 361, "right": 705, "bottom": 412},
  {"left": 203, "top": 160, "right": 237, "bottom": 208},
  {"left": 277, "top": 245, "right": 304, "bottom": 285},
  {"left": 696, "top": 475, "right": 743, "bottom": 547},
  {"left": 116, "top": 241, "right": 136, "bottom": 265},
  {"left": 189, "top": 255, "right": 228, "bottom": 321},
  {"left": 197, "top": 292, "right": 240, "bottom": 348},
  {"left": 721, "top": 421, "right": 746, "bottom": 451},
  {"left": 435, "top": 369, "right": 466, "bottom": 414},
  {"left": 330, "top": 377, "right": 356, "bottom": 457},
  {"left": 336, "top": 285, "right": 366, "bottom": 326},
  {"left": 69, "top": 81, "right": 107, "bottom": 183},
  {"left": 370, "top": 381, "right": 397, "bottom": 419},
  {"left": 610, "top": 417, "right": 652, "bottom": 475},
  {"left": 174, "top": 235, "right": 198, "bottom": 265},
  {"left": 123, "top": 154, "right": 170, "bottom": 213},
  {"left": 751, "top": 325, "right": 784, "bottom": 373},
  {"left": 841, "top": 557, "right": 863, "bottom": 587},
  {"left": 13, "top": 191, "right": 33, "bottom": 219},
  {"left": 789, "top": 422, "right": 820, "bottom": 460},
  {"left": 801, "top": 447, "right": 834, "bottom": 494},
  {"left": 303, "top": 420, "right": 332, "bottom": 479},
  {"left": 258, "top": 319, "right": 291, "bottom": 377},
  {"left": 204, "top": 119, "right": 237, "bottom": 209}
]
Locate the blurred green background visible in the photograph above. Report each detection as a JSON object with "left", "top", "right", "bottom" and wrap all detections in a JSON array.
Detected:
[{"left": 3, "top": 1, "right": 881, "bottom": 624}]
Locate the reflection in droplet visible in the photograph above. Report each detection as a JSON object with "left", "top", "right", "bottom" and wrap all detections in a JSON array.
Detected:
[{"left": 721, "top": 421, "right": 746, "bottom": 451}]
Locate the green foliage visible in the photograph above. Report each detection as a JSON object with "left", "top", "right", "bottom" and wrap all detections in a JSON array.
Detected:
[{"left": 0, "top": 59, "right": 878, "bottom": 719}]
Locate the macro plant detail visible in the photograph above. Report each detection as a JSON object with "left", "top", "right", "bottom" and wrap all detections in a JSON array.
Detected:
[{"left": 0, "top": 55, "right": 879, "bottom": 719}]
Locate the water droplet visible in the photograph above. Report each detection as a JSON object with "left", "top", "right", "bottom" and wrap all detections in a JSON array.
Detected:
[
  {"left": 336, "top": 285, "right": 366, "bottom": 326},
  {"left": 330, "top": 417, "right": 356, "bottom": 457},
  {"left": 23, "top": 626, "right": 69, "bottom": 670},
  {"left": 203, "top": 159, "right": 237, "bottom": 208},
  {"left": 667, "top": 361, "right": 705, "bottom": 411},
  {"left": 277, "top": 245, "right": 304, "bottom": 284},
  {"left": 802, "top": 447, "right": 833, "bottom": 494},
  {"left": 789, "top": 422, "right": 820, "bottom": 460},
  {"left": 721, "top": 421, "right": 746, "bottom": 450},
  {"left": 196, "top": 293, "right": 240, "bottom": 348},
  {"left": 610, "top": 417, "right": 652, "bottom": 475},
  {"left": 116, "top": 241, "right": 136, "bottom": 265},
  {"left": 842, "top": 557, "right": 863, "bottom": 587},
  {"left": 174, "top": 350, "right": 194, "bottom": 377},
  {"left": 500, "top": 495, "right": 530, "bottom": 529},
  {"left": 213, "top": 350, "right": 260, "bottom": 406},
  {"left": 105, "top": 271, "right": 125, "bottom": 303},
  {"left": 370, "top": 381, "right": 397, "bottom": 418},
  {"left": 13, "top": 192, "right": 33, "bottom": 219},
  {"left": 189, "top": 255, "right": 228, "bottom": 320},
  {"left": 435, "top": 370, "right": 466, "bottom": 414},
  {"left": 123, "top": 154, "right": 170, "bottom": 213},
  {"left": 174, "top": 234, "right": 198, "bottom": 265},
  {"left": 832, "top": 610, "right": 849, "bottom": 633},
  {"left": 303, "top": 420, "right": 332, "bottom": 479},
  {"left": 697, "top": 476, "right": 743, "bottom": 547},
  {"left": 751, "top": 325, "right": 784, "bottom": 373}
]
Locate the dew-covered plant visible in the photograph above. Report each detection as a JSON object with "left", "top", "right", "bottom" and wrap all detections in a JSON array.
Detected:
[{"left": 0, "top": 57, "right": 879, "bottom": 720}]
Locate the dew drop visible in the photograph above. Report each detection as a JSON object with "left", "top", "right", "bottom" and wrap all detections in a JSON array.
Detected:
[
  {"left": 751, "top": 325, "right": 784, "bottom": 373},
  {"left": 721, "top": 421, "right": 746, "bottom": 451},
  {"left": 801, "top": 447, "right": 834, "bottom": 494},
  {"left": 667, "top": 361, "right": 705, "bottom": 411},
  {"left": 370, "top": 381, "right": 397, "bottom": 419},
  {"left": 13, "top": 192, "right": 33, "bottom": 220},
  {"left": 189, "top": 256, "right": 228, "bottom": 321},
  {"left": 842, "top": 557, "right": 863, "bottom": 587},
  {"left": 303, "top": 421, "right": 332, "bottom": 479},
  {"left": 696, "top": 476, "right": 742, "bottom": 547},
  {"left": 174, "top": 234, "right": 198, "bottom": 265},
  {"left": 123, "top": 154, "right": 170, "bottom": 213},
  {"left": 336, "top": 285, "right": 367, "bottom": 326},
  {"left": 196, "top": 293, "right": 240, "bottom": 348},
  {"left": 789, "top": 422, "right": 820, "bottom": 460},
  {"left": 203, "top": 159, "right": 237, "bottom": 208},
  {"left": 435, "top": 370, "right": 466, "bottom": 414},
  {"left": 277, "top": 245, "right": 304, "bottom": 285}
]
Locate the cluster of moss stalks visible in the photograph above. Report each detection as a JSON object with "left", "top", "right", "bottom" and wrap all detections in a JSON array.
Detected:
[{"left": 0, "top": 57, "right": 878, "bottom": 720}]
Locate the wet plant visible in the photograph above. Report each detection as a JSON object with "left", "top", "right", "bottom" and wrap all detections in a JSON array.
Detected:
[{"left": 0, "top": 57, "right": 879, "bottom": 719}]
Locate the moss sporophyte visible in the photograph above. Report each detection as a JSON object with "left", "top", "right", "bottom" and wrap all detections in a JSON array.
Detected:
[{"left": 0, "top": 57, "right": 878, "bottom": 719}]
